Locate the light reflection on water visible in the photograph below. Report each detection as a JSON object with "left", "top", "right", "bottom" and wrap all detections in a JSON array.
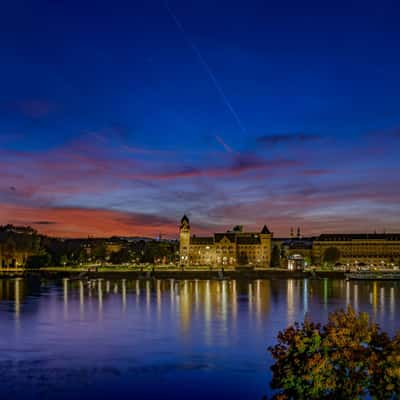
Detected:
[{"left": 0, "top": 278, "right": 400, "bottom": 399}]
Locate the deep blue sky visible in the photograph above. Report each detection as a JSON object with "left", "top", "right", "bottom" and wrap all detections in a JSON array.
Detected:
[{"left": 1, "top": 0, "right": 400, "bottom": 237}]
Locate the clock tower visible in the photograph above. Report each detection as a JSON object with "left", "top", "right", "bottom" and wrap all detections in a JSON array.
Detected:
[{"left": 179, "top": 215, "right": 190, "bottom": 265}]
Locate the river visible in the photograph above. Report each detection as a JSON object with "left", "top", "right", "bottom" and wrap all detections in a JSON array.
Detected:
[{"left": 0, "top": 278, "right": 399, "bottom": 399}]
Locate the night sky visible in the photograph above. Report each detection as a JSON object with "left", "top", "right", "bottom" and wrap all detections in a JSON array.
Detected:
[{"left": 1, "top": 0, "right": 400, "bottom": 238}]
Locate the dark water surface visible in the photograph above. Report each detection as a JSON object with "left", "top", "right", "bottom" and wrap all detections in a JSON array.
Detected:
[{"left": 0, "top": 278, "right": 399, "bottom": 399}]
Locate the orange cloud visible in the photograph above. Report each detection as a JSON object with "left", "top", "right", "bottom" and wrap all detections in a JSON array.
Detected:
[{"left": 0, "top": 203, "right": 181, "bottom": 238}]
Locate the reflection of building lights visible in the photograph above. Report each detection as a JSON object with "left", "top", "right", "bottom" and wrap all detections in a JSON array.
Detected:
[
  {"left": 303, "top": 279, "right": 308, "bottom": 314},
  {"left": 287, "top": 280, "right": 294, "bottom": 323},
  {"left": 156, "top": 279, "right": 161, "bottom": 318},
  {"left": 135, "top": 280, "right": 140, "bottom": 299},
  {"left": 372, "top": 281, "right": 378, "bottom": 314},
  {"left": 170, "top": 279, "right": 174, "bottom": 305},
  {"left": 255, "top": 280, "right": 261, "bottom": 322},
  {"left": 324, "top": 278, "right": 328, "bottom": 307},
  {"left": 354, "top": 283, "right": 358, "bottom": 311},
  {"left": 248, "top": 283, "right": 253, "bottom": 312},
  {"left": 146, "top": 280, "right": 151, "bottom": 309},
  {"left": 63, "top": 279, "right": 68, "bottom": 302},
  {"left": 122, "top": 279, "right": 127, "bottom": 311},
  {"left": 98, "top": 279, "right": 103, "bottom": 314},
  {"left": 204, "top": 280, "right": 212, "bottom": 343},
  {"left": 179, "top": 280, "right": 190, "bottom": 336},
  {"left": 79, "top": 280, "right": 84, "bottom": 318},
  {"left": 390, "top": 287, "right": 395, "bottom": 319},
  {"left": 15, "top": 278, "right": 21, "bottom": 319},
  {"left": 231, "top": 280, "right": 237, "bottom": 324},
  {"left": 194, "top": 279, "right": 199, "bottom": 312},
  {"left": 63, "top": 278, "right": 69, "bottom": 319},
  {"left": 221, "top": 280, "right": 228, "bottom": 323}
]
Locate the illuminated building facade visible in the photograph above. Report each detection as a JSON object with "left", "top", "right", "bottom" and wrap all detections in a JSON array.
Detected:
[
  {"left": 312, "top": 233, "right": 400, "bottom": 267},
  {"left": 179, "top": 215, "right": 272, "bottom": 267},
  {"left": 272, "top": 232, "right": 313, "bottom": 270}
]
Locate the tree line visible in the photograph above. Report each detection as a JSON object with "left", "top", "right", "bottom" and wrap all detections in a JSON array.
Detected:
[{"left": 0, "top": 225, "right": 178, "bottom": 268}]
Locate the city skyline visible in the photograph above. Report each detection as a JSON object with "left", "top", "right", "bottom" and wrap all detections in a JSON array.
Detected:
[{"left": 1, "top": 0, "right": 400, "bottom": 238}]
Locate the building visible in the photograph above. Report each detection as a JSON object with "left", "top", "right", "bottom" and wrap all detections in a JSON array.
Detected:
[
  {"left": 272, "top": 236, "right": 314, "bottom": 270},
  {"left": 312, "top": 233, "right": 400, "bottom": 268},
  {"left": 179, "top": 215, "right": 272, "bottom": 267}
]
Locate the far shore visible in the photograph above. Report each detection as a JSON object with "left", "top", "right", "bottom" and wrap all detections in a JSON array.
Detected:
[{"left": 0, "top": 266, "right": 346, "bottom": 280}]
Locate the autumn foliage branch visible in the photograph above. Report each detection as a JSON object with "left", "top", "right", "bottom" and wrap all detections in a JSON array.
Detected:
[{"left": 268, "top": 306, "right": 400, "bottom": 399}]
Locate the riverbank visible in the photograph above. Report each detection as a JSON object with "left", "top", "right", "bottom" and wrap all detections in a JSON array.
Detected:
[{"left": 0, "top": 267, "right": 346, "bottom": 280}]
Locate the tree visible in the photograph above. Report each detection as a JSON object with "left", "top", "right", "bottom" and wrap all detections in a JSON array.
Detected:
[
  {"left": 141, "top": 241, "right": 176, "bottom": 264},
  {"left": 269, "top": 320, "right": 335, "bottom": 399},
  {"left": 25, "top": 252, "right": 52, "bottom": 268},
  {"left": 110, "top": 248, "right": 131, "bottom": 265},
  {"left": 323, "top": 247, "right": 340, "bottom": 266},
  {"left": 268, "top": 306, "right": 400, "bottom": 399},
  {"left": 91, "top": 241, "right": 107, "bottom": 262},
  {"left": 3, "top": 237, "right": 16, "bottom": 259},
  {"left": 271, "top": 245, "right": 281, "bottom": 268},
  {"left": 0, "top": 225, "right": 44, "bottom": 267},
  {"left": 369, "top": 332, "right": 400, "bottom": 398},
  {"left": 59, "top": 254, "right": 68, "bottom": 266}
]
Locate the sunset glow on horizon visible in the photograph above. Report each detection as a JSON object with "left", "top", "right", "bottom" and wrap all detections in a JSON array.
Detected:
[{"left": 1, "top": 0, "right": 400, "bottom": 238}]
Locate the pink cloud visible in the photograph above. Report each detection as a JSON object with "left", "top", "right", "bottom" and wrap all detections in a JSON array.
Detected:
[{"left": 133, "top": 155, "right": 301, "bottom": 180}]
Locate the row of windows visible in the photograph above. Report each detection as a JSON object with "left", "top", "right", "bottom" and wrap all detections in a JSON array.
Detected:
[
  {"left": 339, "top": 255, "right": 399, "bottom": 259},
  {"left": 189, "top": 245, "right": 268, "bottom": 249},
  {"left": 340, "top": 251, "right": 400, "bottom": 255},
  {"left": 316, "top": 244, "right": 400, "bottom": 248}
]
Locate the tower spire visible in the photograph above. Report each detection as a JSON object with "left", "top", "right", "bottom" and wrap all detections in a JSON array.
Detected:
[{"left": 180, "top": 214, "right": 190, "bottom": 229}]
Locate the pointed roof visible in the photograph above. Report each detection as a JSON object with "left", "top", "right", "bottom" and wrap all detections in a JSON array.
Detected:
[
  {"left": 261, "top": 225, "right": 271, "bottom": 234},
  {"left": 180, "top": 215, "right": 190, "bottom": 228}
]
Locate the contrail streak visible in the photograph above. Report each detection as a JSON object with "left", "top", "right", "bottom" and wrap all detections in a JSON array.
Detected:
[
  {"left": 215, "top": 135, "right": 234, "bottom": 153},
  {"left": 165, "top": 2, "right": 247, "bottom": 135}
]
